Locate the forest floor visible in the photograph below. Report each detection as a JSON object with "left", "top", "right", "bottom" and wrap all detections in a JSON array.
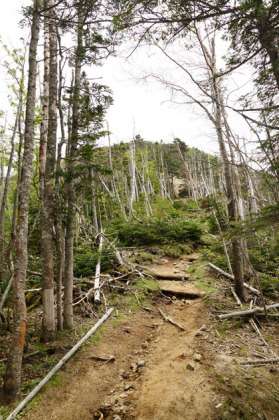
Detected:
[{"left": 3, "top": 253, "right": 279, "bottom": 420}]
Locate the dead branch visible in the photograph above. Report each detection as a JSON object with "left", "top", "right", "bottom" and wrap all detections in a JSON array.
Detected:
[
  {"left": 249, "top": 319, "right": 267, "bottom": 346},
  {"left": 86, "top": 354, "right": 115, "bottom": 363},
  {"left": 240, "top": 358, "right": 279, "bottom": 366},
  {"left": 218, "top": 303, "right": 279, "bottom": 319},
  {"left": 230, "top": 287, "right": 242, "bottom": 306},
  {"left": 158, "top": 308, "right": 185, "bottom": 331},
  {"left": 6, "top": 308, "right": 114, "bottom": 420},
  {"left": 208, "top": 262, "right": 260, "bottom": 295}
]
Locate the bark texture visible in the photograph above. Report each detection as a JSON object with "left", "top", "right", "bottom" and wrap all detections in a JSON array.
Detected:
[
  {"left": 41, "top": 0, "right": 57, "bottom": 342},
  {"left": 1, "top": 0, "right": 40, "bottom": 402}
]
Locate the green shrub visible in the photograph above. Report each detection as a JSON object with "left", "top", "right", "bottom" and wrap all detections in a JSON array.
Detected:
[
  {"left": 73, "top": 246, "right": 113, "bottom": 277},
  {"left": 173, "top": 199, "right": 198, "bottom": 211},
  {"left": 117, "top": 216, "right": 202, "bottom": 246},
  {"left": 249, "top": 248, "right": 278, "bottom": 273},
  {"left": 258, "top": 274, "right": 279, "bottom": 298}
]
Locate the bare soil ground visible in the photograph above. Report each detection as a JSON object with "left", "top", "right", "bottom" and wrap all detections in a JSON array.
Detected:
[
  {"left": 17, "top": 256, "right": 279, "bottom": 420},
  {"left": 24, "top": 299, "right": 217, "bottom": 420}
]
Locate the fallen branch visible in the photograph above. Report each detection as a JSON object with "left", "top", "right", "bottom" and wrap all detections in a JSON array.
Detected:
[
  {"left": 208, "top": 263, "right": 260, "bottom": 295},
  {"left": 158, "top": 308, "right": 185, "bottom": 331},
  {"left": 25, "top": 288, "right": 42, "bottom": 293},
  {"left": 86, "top": 354, "right": 115, "bottom": 363},
  {"left": 218, "top": 303, "right": 279, "bottom": 319},
  {"left": 6, "top": 308, "right": 114, "bottom": 420},
  {"left": 249, "top": 319, "right": 267, "bottom": 346},
  {"left": 240, "top": 358, "right": 279, "bottom": 366},
  {"left": 230, "top": 287, "right": 242, "bottom": 306}
]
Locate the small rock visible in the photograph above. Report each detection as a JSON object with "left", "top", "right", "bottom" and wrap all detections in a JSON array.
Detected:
[
  {"left": 119, "top": 393, "right": 127, "bottom": 399},
  {"left": 108, "top": 390, "right": 115, "bottom": 395},
  {"left": 113, "top": 416, "right": 122, "bottom": 420},
  {"left": 193, "top": 353, "right": 201, "bottom": 362},
  {"left": 137, "top": 360, "right": 145, "bottom": 367},
  {"left": 119, "top": 369, "right": 126, "bottom": 376},
  {"left": 186, "top": 363, "right": 195, "bottom": 371},
  {"left": 124, "top": 384, "right": 133, "bottom": 391},
  {"left": 222, "top": 412, "right": 230, "bottom": 419},
  {"left": 130, "top": 363, "right": 138, "bottom": 372},
  {"left": 172, "top": 296, "right": 177, "bottom": 301},
  {"left": 229, "top": 407, "right": 236, "bottom": 413},
  {"left": 124, "top": 327, "right": 132, "bottom": 333},
  {"left": 141, "top": 342, "right": 148, "bottom": 349}
]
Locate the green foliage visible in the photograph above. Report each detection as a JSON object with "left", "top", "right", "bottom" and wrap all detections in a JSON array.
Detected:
[
  {"left": 73, "top": 245, "right": 113, "bottom": 278},
  {"left": 248, "top": 248, "right": 279, "bottom": 274},
  {"left": 258, "top": 274, "right": 279, "bottom": 299},
  {"left": 173, "top": 199, "right": 198, "bottom": 211},
  {"left": 117, "top": 215, "right": 202, "bottom": 246}
]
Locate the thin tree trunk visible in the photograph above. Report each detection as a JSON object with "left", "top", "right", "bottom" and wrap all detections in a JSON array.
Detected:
[
  {"left": 1, "top": 0, "right": 40, "bottom": 402},
  {"left": 41, "top": 0, "right": 57, "bottom": 342},
  {"left": 39, "top": 6, "right": 50, "bottom": 200},
  {"left": 64, "top": 5, "right": 83, "bottom": 329},
  {"left": 55, "top": 30, "right": 66, "bottom": 331},
  {"left": 210, "top": 46, "right": 245, "bottom": 301}
]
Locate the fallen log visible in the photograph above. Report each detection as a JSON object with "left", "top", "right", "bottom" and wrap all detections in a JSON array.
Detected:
[
  {"left": 158, "top": 308, "right": 185, "bottom": 331},
  {"left": 208, "top": 263, "right": 260, "bottom": 295},
  {"left": 240, "top": 358, "right": 279, "bottom": 366},
  {"left": 218, "top": 303, "right": 279, "bottom": 320},
  {"left": 6, "top": 308, "right": 114, "bottom": 420}
]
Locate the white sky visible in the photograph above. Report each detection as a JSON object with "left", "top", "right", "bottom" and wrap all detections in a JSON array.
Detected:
[{"left": 0, "top": 0, "right": 253, "bottom": 156}]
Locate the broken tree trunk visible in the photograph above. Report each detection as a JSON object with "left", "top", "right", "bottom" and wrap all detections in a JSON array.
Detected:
[
  {"left": 94, "top": 232, "right": 104, "bottom": 303},
  {"left": 218, "top": 303, "right": 279, "bottom": 320}
]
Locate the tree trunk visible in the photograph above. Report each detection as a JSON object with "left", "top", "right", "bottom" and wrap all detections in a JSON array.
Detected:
[
  {"left": 209, "top": 37, "right": 245, "bottom": 301},
  {"left": 55, "top": 30, "right": 66, "bottom": 331},
  {"left": 39, "top": 5, "right": 50, "bottom": 200},
  {"left": 63, "top": 5, "right": 83, "bottom": 329},
  {"left": 41, "top": 0, "right": 57, "bottom": 342},
  {"left": 1, "top": 0, "right": 40, "bottom": 403}
]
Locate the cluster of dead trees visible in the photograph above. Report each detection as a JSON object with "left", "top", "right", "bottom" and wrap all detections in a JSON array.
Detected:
[{"left": 0, "top": 0, "right": 278, "bottom": 406}]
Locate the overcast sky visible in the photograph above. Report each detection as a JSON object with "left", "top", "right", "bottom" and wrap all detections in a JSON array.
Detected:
[{"left": 0, "top": 0, "right": 251, "bottom": 155}]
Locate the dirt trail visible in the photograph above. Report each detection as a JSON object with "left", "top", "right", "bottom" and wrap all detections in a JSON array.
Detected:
[{"left": 24, "top": 257, "right": 220, "bottom": 420}]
